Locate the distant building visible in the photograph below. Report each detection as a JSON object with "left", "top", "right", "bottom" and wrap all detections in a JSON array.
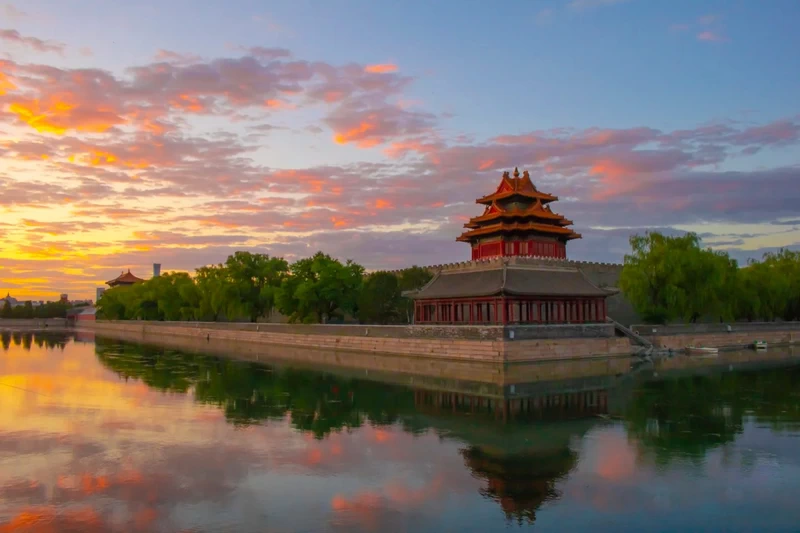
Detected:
[
  {"left": 1, "top": 293, "right": 19, "bottom": 308},
  {"left": 153, "top": 263, "right": 161, "bottom": 277},
  {"left": 106, "top": 269, "right": 145, "bottom": 288},
  {"left": 67, "top": 306, "right": 96, "bottom": 325},
  {"left": 96, "top": 287, "right": 106, "bottom": 301},
  {"left": 60, "top": 294, "right": 69, "bottom": 303}
]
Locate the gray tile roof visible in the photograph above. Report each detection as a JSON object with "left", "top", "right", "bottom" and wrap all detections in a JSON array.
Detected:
[{"left": 411, "top": 265, "right": 609, "bottom": 299}]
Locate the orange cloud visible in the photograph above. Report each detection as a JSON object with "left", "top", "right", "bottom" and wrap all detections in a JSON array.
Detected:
[
  {"left": 0, "top": 71, "right": 16, "bottom": 95},
  {"left": 9, "top": 96, "right": 124, "bottom": 135},
  {"left": 364, "top": 64, "right": 398, "bottom": 74},
  {"left": 334, "top": 119, "right": 377, "bottom": 146},
  {"left": 478, "top": 159, "right": 496, "bottom": 170},
  {"left": 265, "top": 98, "right": 296, "bottom": 110},
  {"left": 374, "top": 199, "right": 394, "bottom": 210}
]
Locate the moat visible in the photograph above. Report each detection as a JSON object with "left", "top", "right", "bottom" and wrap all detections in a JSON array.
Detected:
[{"left": 2, "top": 330, "right": 800, "bottom": 532}]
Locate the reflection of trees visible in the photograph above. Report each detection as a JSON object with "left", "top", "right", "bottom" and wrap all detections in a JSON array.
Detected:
[
  {"left": 0, "top": 331, "right": 69, "bottom": 351},
  {"left": 461, "top": 446, "right": 577, "bottom": 525},
  {"left": 625, "top": 367, "right": 800, "bottom": 465},
  {"left": 94, "top": 339, "right": 417, "bottom": 438}
]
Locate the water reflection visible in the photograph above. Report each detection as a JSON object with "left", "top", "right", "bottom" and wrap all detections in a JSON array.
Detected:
[{"left": 1, "top": 332, "right": 800, "bottom": 532}]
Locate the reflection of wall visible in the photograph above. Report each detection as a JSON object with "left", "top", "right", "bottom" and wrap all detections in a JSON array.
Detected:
[{"left": 413, "top": 389, "right": 609, "bottom": 423}]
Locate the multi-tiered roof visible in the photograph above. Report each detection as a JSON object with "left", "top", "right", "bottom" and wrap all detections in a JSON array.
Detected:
[
  {"left": 457, "top": 168, "right": 580, "bottom": 257},
  {"left": 106, "top": 269, "right": 144, "bottom": 288},
  {"left": 407, "top": 168, "right": 611, "bottom": 326}
]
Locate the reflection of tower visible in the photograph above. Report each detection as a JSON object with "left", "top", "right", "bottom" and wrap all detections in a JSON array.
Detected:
[
  {"left": 153, "top": 263, "right": 161, "bottom": 278},
  {"left": 461, "top": 447, "right": 577, "bottom": 525}
]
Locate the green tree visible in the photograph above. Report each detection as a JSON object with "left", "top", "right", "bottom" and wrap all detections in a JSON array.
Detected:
[
  {"left": 357, "top": 272, "right": 402, "bottom": 324},
  {"left": 153, "top": 272, "right": 197, "bottom": 321},
  {"left": 225, "top": 252, "right": 289, "bottom": 322},
  {"left": 277, "top": 252, "right": 364, "bottom": 323},
  {"left": 96, "top": 287, "right": 132, "bottom": 320},
  {"left": 1, "top": 300, "right": 13, "bottom": 319},
  {"left": 194, "top": 265, "right": 240, "bottom": 321},
  {"left": 397, "top": 266, "right": 433, "bottom": 323},
  {"left": 619, "top": 232, "right": 736, "bottom": 324}
]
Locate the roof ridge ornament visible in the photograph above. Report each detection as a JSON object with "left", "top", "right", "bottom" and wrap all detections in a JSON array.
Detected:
[{"left": 513, "top": 167, "right": 519, "bottom": 178}]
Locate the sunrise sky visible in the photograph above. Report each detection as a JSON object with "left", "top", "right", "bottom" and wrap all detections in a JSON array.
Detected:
[{"left": 1, "top": 0, "right": 799, "bottom": 301}]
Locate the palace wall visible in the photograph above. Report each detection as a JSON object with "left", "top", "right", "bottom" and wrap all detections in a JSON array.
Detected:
[
  {"left": 0, "top": 318, "right": 67, "bottom": 328},
  {"left": 632, "top": 322, "right": 800, "bottom": 350},
  {"left": 83, "top": 320, "right": 632, "bottom": 363}
]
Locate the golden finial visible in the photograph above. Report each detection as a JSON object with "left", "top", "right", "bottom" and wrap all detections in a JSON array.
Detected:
[{"left": 513, "top": 167, "right": 519, "bottom": 178}]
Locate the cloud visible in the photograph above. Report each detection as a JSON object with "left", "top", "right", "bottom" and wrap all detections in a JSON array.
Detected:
[
  {"left": 568, "top": 0, "right": 630, "bottom": 11},
  {"left": 0, "top": 28, "right": 65, "bottom": 54},
  {"left": 697, "top": 31, "right": 727, "bottom": 43},
  {"left": 364, "top": 64, "right": 398, "bottom": 74},
  {"left": 2, "top": 4, "right": 26, "bottom": 19},
  {"left": 1, "top": 33, "right": 799, "bottom": 299}
]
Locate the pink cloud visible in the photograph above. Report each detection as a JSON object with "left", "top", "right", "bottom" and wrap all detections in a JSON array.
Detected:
[
  {"left": 0, "top": 28, "right": 64, "bottom": 54},
  {"left": 697, "top": 31, "right": 728, "bottom": 43}
]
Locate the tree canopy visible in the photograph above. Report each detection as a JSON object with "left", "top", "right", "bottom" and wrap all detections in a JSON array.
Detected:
[
  {"left": 620, "top": 231, "right": 800, "bottom": 323},
  {"left": 276, "top": 252, "right": 364, "bottom": 324},
  {"left": 0, "top": 299, "right": 73, "bottom": 319},
  {"left": 96, "top": 251, "right": 433, "bottom": 325}
]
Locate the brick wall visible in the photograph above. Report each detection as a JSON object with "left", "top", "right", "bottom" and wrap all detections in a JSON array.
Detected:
[
  {"left": 85, "top": 321, "right": 634, "bottom": 362},
  {"left": 647, "top": 330, "right": 800, "bottom": 350},
  {"left": 0, "top": 318, "right": 67, "bottom": 328}
]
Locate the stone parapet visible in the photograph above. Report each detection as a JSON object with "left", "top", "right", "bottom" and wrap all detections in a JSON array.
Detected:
[
  {"left": 647, "top": 330, "right": 800, "bottom": 351},
  {"left": 84, "top": 321, "right": 631, "bottom": 362},
  {"left": 0, "top": 318, "right": 67, "bottom": 328},
  {"left": 632, "top": 322, "right": 800, "bottom": 336}
]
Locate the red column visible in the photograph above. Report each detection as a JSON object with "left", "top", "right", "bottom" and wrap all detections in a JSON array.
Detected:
[
  {"left": 601, "top": 299, "right": 606, "bottom": 321},
  {"left": 451, "top": 301, "right": 455, "bottom": 323},
  {"left": 577, "top": 300, "right": 584, "bottom": 323},
  {"left": 501, "top": 298, "right": 508, "bottom": 324}
]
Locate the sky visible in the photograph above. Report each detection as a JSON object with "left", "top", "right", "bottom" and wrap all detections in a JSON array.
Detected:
[{"left": 1, "top": 0, "right": 799, "bottom": 301}]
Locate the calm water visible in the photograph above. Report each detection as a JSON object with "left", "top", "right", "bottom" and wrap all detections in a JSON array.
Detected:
[{"left": 2, "top": 331, "right": 800, "bottom": 532}]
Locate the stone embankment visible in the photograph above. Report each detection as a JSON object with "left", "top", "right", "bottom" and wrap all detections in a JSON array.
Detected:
[
  {"left": 631, "top": 322, "right": 800, "bottom": 350},
  {"left": 0, "top": 318, "right": 67, "bottom": 329},
  {"left": 84, "top": 321, "right": 632, "bottom": 362}
]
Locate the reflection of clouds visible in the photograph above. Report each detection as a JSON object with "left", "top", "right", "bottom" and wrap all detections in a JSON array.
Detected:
[{"left": 4, "top": 335, "right": 800, "bottom": 531}]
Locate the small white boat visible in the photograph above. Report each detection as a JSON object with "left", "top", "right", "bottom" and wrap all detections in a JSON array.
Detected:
[
  {"left": 687, "top": 346, "right": 719, "bottom": 356},
  {"left": 753, "top": 341, "right": 768, "bottom": 350}
]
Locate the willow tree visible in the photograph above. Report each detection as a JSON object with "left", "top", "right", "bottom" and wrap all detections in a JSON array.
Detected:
[
  {"left": 619, "top": 232, "right": 736, "bottom": 324},
  {"left": 224, "top": 251, "right": 289, "bottom": 322}
]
